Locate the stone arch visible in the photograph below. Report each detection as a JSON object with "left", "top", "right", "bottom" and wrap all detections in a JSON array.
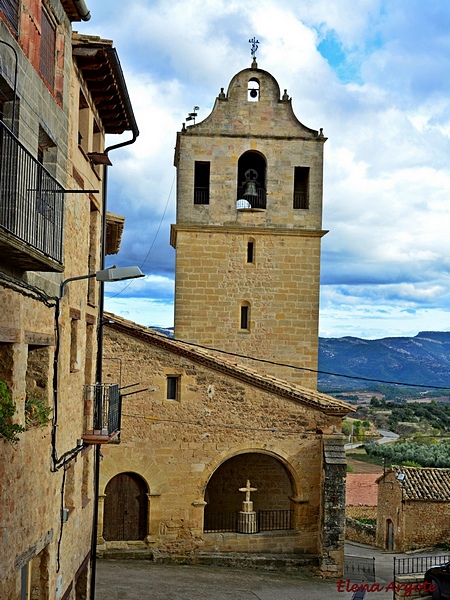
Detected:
[
  {"left": 203, "top": 451, "right": 297, "bottom": 531},
  {"left": 237, "top": 151, "right": 267, "bottom": 209},
  {"left": 103, "top": 471, "right": 149, "bottom": 541},
  {"left": 247, "top": 77, "right": 260, "bottom": 101}
]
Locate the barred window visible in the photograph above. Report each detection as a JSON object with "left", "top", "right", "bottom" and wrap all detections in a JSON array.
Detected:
[
  {"left": 194, "top": 161, "right": 210, "bottom": 205},
  {"left": 293, "top": 166, "right": 309, "bottom": 209},
  {"left": 39, "top": 5, "right": 56, "bottom": 89},
  {"left": 0, "top": 0, "right": 19, "bottom": 35}
]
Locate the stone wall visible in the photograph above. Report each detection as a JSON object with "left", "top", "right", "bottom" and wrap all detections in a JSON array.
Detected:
[
  {"left": 345, "top": 517, "right": 377, "bottom": 546},
  {"left": 346, "top": 505, "right": 377, "bottom": 520}
]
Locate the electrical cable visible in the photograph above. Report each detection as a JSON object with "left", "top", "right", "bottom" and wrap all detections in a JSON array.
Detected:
[
  {"left": 104, "top": 321, "right": 450, "bottom": 391},
  {"left": 167, "top": 336, "right": 450, "bottom": 390},
  {"left": 105, "top": 173, "right": 176, "bottom": 300}
]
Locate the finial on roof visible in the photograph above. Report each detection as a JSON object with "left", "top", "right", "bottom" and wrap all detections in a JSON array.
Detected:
[{"left": 249, "top": 37, "right": 259, "bottom": 68}]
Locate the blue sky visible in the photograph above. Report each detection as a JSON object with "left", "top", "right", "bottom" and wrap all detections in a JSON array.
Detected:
[{"left": 78, "top": 0, "right": 450, "bottom": 339}]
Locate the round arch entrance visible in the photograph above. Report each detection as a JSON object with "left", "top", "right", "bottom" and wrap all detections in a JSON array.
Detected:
[
  {"left": 204, "top": 453, "right": 294, "bottom": 532},
  {"left": 103, "top": 472, "right": 148, "bottom": 541}
]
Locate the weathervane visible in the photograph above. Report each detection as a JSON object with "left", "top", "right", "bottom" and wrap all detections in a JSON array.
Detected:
[{"left": 249, "top": 37, "right": 259, "bottom": 59}]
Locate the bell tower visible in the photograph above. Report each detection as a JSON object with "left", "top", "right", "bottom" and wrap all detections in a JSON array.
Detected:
[{"left": 171, "top": 57, "right": 327, "bottom": 388}]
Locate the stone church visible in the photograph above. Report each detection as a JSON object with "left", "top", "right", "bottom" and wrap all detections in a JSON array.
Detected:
[{"left": 98, "top": 57, "right": 353, "bottom": 575}]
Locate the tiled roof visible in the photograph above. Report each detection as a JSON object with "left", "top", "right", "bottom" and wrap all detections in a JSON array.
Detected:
[
  {"left": 388, "top": 466, "right": 450, "bottom": 501},
  {"left": 346, "top": 474, "right": 379, "bottom": 506},
  {"left": 104, "top": 312, "right": 355, "bottom": 416}
]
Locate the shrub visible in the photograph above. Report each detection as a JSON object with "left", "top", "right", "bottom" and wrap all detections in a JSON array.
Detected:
[{"left": 0, "top": 380, "right": 25, "bottom": 444}]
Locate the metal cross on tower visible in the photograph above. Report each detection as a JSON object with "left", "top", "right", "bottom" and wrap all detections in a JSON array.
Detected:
[{"left": 249, "top": 37, "right": 259, "bottom": 59}]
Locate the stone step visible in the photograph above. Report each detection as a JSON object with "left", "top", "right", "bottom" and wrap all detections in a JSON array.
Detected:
[{"left": 97, "top": 547, "right": 320, "bottom": 572}]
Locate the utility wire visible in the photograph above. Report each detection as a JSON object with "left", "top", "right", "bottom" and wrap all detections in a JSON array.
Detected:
[
  {"left": 105, "top": 173, "right": 175, "bottom": 300},
  {"left": 167, "top": 336, "right": 450, "bottom": 391}
]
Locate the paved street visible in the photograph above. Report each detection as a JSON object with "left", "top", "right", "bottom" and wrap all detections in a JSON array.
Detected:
[{"left": 94, "top": 542, "right": 436, "bottom": 600}]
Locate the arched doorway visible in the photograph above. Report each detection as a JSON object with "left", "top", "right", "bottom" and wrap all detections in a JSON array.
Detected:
[
  {"left": 103, "top": 472, "right": 148, "bottom": 541},
  {"left": 204, "top": 453, "right": 294, "bottom": 532},
  {"left": 386, "top": 519, "right": 394, "bottom": 551}
]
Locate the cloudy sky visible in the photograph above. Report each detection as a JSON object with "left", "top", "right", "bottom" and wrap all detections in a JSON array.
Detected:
[{"left": 77, "top": 0, "right": 450, "bottom": 340}]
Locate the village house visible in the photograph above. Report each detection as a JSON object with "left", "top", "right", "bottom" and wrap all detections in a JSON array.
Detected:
[
  {"left": 0, "top": 2, "right": 137, "bottom": 598},
  {"left": 377, "top": 465, "right": 450, "bottom": 552},
  {"left": 98, "top": 56, "right": 354, "bottom": 576}
]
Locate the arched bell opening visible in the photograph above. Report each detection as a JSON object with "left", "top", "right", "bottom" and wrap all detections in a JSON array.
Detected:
[
  {"left": 203, "top": 452, "right": 294, "bottom": 533},
  {"left": 236, "top": 151, "right": 266, "bottom": 209}
]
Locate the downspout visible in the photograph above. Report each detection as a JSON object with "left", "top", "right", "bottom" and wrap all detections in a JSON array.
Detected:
[
  {"left": 73, "top": 0, "right": 91, "bottom": 21},
  {"left": 90, "top": 120, "right": 139, "bottom": 600}
]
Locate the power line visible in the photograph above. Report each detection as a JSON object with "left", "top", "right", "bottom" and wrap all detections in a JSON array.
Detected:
[
  {"left": 168, "top": 336, "right": 450, "bottom": 391},
  {"left": 105, "top": 173, "right": 175, "bottom": 300}
]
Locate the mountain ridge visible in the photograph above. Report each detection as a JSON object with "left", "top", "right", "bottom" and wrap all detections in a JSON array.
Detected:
[
  {"left": 318, "top": 330, "right": 450, "bottom": 391},
  {"left": 147, "top": 326, "right": 450, "bottom": 391}
]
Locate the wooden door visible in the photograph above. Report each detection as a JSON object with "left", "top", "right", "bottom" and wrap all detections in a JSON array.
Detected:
[
  {"left": 387, "top": 519, "right": 394, "bottom": 551},
  {"left": 103, "top": 472, "right": 147, "bottom": 541}
]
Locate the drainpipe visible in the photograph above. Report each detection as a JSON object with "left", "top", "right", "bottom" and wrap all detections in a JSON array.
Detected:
[
  {"left": 73, "top": 0, "right": 91, "bottom": 21},
  {"left": 90, "top": 110, "right": 139, "bottom": 599}
]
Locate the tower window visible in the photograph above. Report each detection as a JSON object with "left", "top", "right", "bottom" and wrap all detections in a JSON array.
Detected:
[
  {"left": 240, "top": 303, "right": 250, "bottom": 331},
  {"left": 166, "top": 376, "right": 180, "bottom": 401},
  {"left": 247, "top": 241, "right": 254, "bottom": 264},
  {"left": 194, "top": 161, "right": 210, "bottom": 204},
  {"left": 293, "top": 167, "right": 310, "bottom": 209},
  {"left": 248, "top": 78, "right": 260, "bottom": 102}
]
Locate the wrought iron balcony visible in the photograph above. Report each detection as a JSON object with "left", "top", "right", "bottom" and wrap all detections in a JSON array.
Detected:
[
  {"left": 82, "top": 383, "right": 122, "bottom": 444},
  {"left": 0, "top": 120, "right": 64, "bottom": 271}
]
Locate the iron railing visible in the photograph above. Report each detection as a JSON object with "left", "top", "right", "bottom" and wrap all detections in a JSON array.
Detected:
[
  {"left": 394, "top": 554, "right": 450, "bottom": 576},
  {"left": 0, "top": 120, "right": 64, "bottom": 263},
  {"left": 293, "top": 191, "right": 308, "bottom": 209},
  {"left": 194, "top": 187, "right": 209, "bottom": 205},
  {"left": 344, "top": 555, "right": 376, "bottom": 582},
  {"left": 204, "top": 509, "right": 293, "bottom": 533},
  {"left": 236, "top": 186, "right": 266, "bottom": 209},
  {"left": 83, "top": 383, "right": 121, "bottom": 438}
]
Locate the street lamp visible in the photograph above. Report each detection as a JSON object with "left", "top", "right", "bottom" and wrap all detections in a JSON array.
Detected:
[{"left": 60, "top": 265, "right": 144, "bottom": 297}]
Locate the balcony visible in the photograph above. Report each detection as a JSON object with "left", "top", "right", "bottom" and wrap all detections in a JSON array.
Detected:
[
  {"left": 0, "top": 120, "right": 64, "bottom": 271},
  {"left": 82, "top": 383, "right": 122, "bottom": 444}
]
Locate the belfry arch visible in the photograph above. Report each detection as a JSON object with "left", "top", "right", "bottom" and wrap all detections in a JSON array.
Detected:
[
  {"left": 204, "top": 452, "right": 295, "bottom": 532},
  {"left": 237, "top": 151, "right": 267, "bottom": 209}
]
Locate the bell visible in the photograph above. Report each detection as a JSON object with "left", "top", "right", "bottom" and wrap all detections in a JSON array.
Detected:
[{"left": 243, "top": 180, "right": 257, "bottom": 198}]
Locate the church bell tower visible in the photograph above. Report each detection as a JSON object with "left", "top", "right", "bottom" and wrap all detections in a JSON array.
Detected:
[{"left": 171, "top": 55, "right": 327, "bottom": 388}]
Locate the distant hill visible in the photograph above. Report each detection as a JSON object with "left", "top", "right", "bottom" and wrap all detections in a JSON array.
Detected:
[
  {"left": 149, "top": 326, "right": 174, "bottom": 338},
  {"left": 318, "top": 331, "right": 450, "bottom": 391},
  {"left": 148, "top": 326, "right": 450, "bottom": 392}
]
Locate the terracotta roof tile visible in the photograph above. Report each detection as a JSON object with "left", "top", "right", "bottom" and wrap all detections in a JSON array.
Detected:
[{"left": 388, "top": 466, "right": 450, "bottom": 501}]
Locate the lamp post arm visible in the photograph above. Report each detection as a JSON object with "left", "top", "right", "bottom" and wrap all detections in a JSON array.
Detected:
[{"left": 60, "top": 273, "right": 96, "bottom": 298}]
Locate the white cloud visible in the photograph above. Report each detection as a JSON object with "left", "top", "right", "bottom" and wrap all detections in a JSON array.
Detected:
[{"left": 79, "top": 0, "right": 450, "bottom": 339}]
